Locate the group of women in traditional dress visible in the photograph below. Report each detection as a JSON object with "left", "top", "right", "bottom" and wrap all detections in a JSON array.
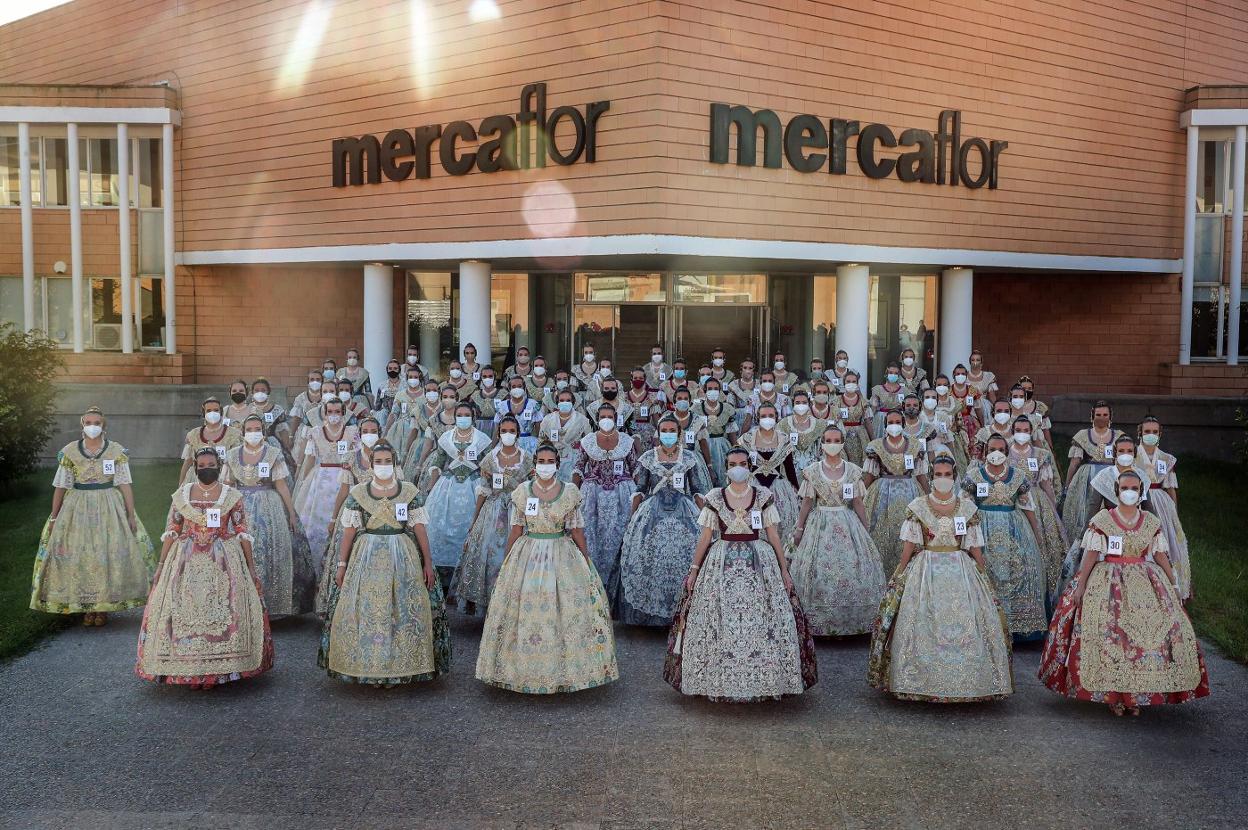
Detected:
[{"left": 30, "top": 344, "right": 1209, "bottom": 715}]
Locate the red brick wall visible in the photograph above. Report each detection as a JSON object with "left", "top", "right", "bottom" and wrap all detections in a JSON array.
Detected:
[{"left": 972, "top": 272, "right": 1182, "bottom": 397}]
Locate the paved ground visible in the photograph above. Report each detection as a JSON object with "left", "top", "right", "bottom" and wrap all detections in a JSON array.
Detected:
[{"left": 1, "top": 611, "right": 1244, "bottom": 830}]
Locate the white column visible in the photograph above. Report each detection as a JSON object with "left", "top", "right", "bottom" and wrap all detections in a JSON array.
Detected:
[
  {"left": 162, "top": 122, "right": 176, "bottom": 354},
  {"left": 117, "top": 123, "right": 133, "bottom": 353},
  {"left": 940, "top": 267, "right": 974, "bottom": 377},
  {"left": 363, "top": 263, "right": 394, "bottom": 385},
  {"left": 1179, "top": 125, "right": 1199, "bottom": 365},
  {"left": 67, "top": 123, "right": 84, "bottom": 352},
  {"left": 458, "top": 260, "right": 492, "bottom": 366},
  {"left": 1227, "top": 126, "right": 1246, "bottom": 365},
  {"left": 18, "top": 122, "right": 35, "bottom": 332},
  {"left": 835, "top": 263, "right": 870, "bottom": 379}
]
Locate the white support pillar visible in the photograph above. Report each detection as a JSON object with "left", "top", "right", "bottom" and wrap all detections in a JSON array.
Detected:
[
  {"left": 363, "top": 263, "right": 394, "bottom": 385},
  {"left": 162, "top": 122, "right": 176, "bottom": 354},
  {"left": 18, "top": 122, "right": 35, "bottom": 332},
  {"left": 940, "top": 267, "right": 974, "bottom": 377},
  {"left": 458, "top": 261, "right": 492, "bottom": 366},
  {"left": 1228, "top": 125, "right": 1246, "bottom": 366},
  {"left": 1179, "top": 125, "right": 1199, "bottom": 365},
  {"left": 835, "top": 264, "right": 870, "bottom": 380},
  {"left": 117, "top": 123, "right": 134, "bottom": 353},
  {"left": 67, "top": 123, "right": 84, "bottom": 352}
]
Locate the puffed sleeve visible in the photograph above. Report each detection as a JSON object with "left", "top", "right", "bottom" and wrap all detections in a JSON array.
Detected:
[
  {"left": 959, "top": 475, "right": 976, "bottom": 497},
  {"left": 1148, "top": 527, "right": 1170, "bottom": 561},
  {"left": 761, "top": 503, "right": 780, "bottom": 527},
  {"left": 853, "top": 478, "right": 868, "bottom": 500},
  {"left": 691, "top": 457, "right": 712, "bottom": 495},
  {"left": 697, "top": 504, "right": 719, "bottom": 530},
  {"left": 633, "top": 460, "right": 652, "bottom": 493},
  {"left": 181, "top": 438, "right": 193, "bottom": 461},
  {"left": 862, "top": 447, "right": 881, "bottom": 476},
  {"left": 407, "top": 505, "right": 430, "bottom": 528},
  {"left": 913, "top": 451, "right": 929, "bottom": 476},
  {"left": 1068, "top": 438, "right": 1085, "bottom": 460},
  {"left": 338, "top": 497, "right": 363, "bottom": 528},
  {"left": 963, "top": 519, "right": 986, "bottom": 550},
  {"left": 1017, "top": 487, "right": 1036, "bottom": 512},
  {"left": 565, "top": 502, "right": 585, "bottom": 530},
  {"left": 797, "top": 474, "right": 814, "bottom": 500},
  {"left": 113, "top": 451, "right": 134, "bottom": 486},
  {"left": 1080, "top": 526, "right": 1107, "bottom": 556},
  {"left": 899, "top": 516, "right": 924, "bottom": 545},
  {"left": 304, "top": 439, "right": 318, "bottom": 457},
  {"left": 507, "top": 501, "right": 521, "bottom": 527},
  {"left": 228, "top": 500, "right": 248, "bottom": 538},
  {"left": 1163, "top": 458, "right": 1178, "bottom": 489},
  {"left": 1037, "top": 457, "right": 1054, "bottom": 483},
  {"left": 161, "top": 508, "right": 184, "bottom": 541},
  {"left": 52, "top": 453, "right": 75, "bottom": 488},
  {"left": 271, "top": 456, "right": 291, "bottom": 482}
]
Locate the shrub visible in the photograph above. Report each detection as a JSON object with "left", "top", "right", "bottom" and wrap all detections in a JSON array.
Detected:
[{"left": 0, "top": 324, "right": 63, "bottom": 489}]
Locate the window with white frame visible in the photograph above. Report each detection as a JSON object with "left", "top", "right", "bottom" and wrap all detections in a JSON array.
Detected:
[
  {"left": 0, "top": 135, "right": 161, "bottom": 208},
  {"left": 0, "top": 274, "right": 164, "bottom": 350},
  {"left": 1190, "top": 137, "right": 1247, "bottom": 362}
]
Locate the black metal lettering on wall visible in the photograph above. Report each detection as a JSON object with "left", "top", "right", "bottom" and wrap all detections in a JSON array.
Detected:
[
  {"left": 710, "top": 104, "right": 1006, "bottom": 189},
  {"left": 331, "top": 83, "right": 610, "bottom": 187}
]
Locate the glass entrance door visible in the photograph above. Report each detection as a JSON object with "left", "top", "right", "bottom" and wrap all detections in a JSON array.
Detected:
[
  {"left": 573, "top": 304, "right": 666, "bottom": 370},
  {"left": 675, "top": 305, "right": 767, "bottom": 369}
]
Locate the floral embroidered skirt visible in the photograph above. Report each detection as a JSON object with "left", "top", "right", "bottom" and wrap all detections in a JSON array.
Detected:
[
  {"left": 450, "top": 491, "right": 513, "bottom": 615},
  {"left": 30, "top": 487, "right": 154, "bottom": 614},
  {"left": 867, "top": 550, "right": 1013, "bottom": 702},
  {"left": 664, "top": 539, "right": 817, "bottom": 701},
  {"left": 788, "top": 506, "right": 886, "bottom": 636},
  {"left": 1061, "top": 462, "right": 1109, "bottom": 542},
  {"left": 240, "top": 487, "right": 316, "bottom": 617},
  {"left": 865, "top": 477, "right": 922, "bottom": 574},
  {"left": 136, "top": 539, "right": 273, "bottom": 686},
  {"left": 318, "top": 532, "right": 451, "bottom": 685},
  {"left": 1031, "top": 488, "right": 1069, "bottom": 603},
  {"left": 613, "top": 489, "right": 701, "bottom": 626},
  {"left": 294, "top": 467, "right": 344, "bottom": 581},
  {"left": 1038, "top": 561, "right": 1209, "bottom": 708},
  {"left": 1147, "top": 489, "right": 1191, "bottom": 600},
  {"left": 843, "top": 425, "right": 869, "bottom": 467},
  {"left": 979, "top": 508, "right": 1049, "bottom": 639},
  {"left": 580, "top": 481, "right": 636, "bottom": 601},
  {"left": 423, "top": 473, "right": 481, "bottom": 576},
  {"left": 476, "top": 535, "right": 618, "bottom": 694}
]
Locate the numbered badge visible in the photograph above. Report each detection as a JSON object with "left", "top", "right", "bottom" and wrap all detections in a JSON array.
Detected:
[
  {"left": 839, "top": 407, "right": 850, "bottom": 420},
  {"left": 976, "top": 482, "right": 990, "bottom": 498},
  {"left": 842, "top": 482, "right": 856, "bottom": 500},
  {"left": 658, "top": 372, "right": 667, "bottom": 382},
  {"left": 953, "top": 515, "right": 967, "bottom": 536},
  {"left": 1107, "top": 535, "right": 1124, "bottom": 555},
  {"left": 222, "top": 417, "right": 232, "bottom": 427},
  {"left": 524, "top": 496, "right": 540, "bottom": 517},
  {"left": 789, "top": 432, "right": 799, "bottom": 446},
  {"left": 1103, "top": 445, "right": 1114, "bottom": 460},
  {"left": 639, "top": 405, "right": 649, "bottom": 418},
  {"left": 672, "top": 471, "right": 685, "bottom": 489},
  {"left": 102, "top": 459, "right": 116, "bottom": 476},
  {"left": 749, "top": 509, "right": 763, "bottom": 530},
  {"left": 684, "top": 430, "right": 696, "bottom": 445},
  {"left": 903, "top": 454, "right": 915, "bottom": 471},
  {"left": 939, "top": 421, "right": 949, "bottom": 434},
  {"left": 616, "top": 412, "right": 626, "bottom": 427},
  {"left": 613, "top": 459, "right": 625, "bottom": 476},
  {"left": 1156, "top": 460, "right": 1169, "bottom": 476},
  {"left": 263, "top": 411, "right": 274, "bottom": 424},
  {"left": 550, "top": 428, "right": 559, "bottom": 442},
  {"left": 258, "top": 462, "right": 271, "bottom": 478},
  {"left": 1027, "top": 458, "right": 1039, "bottom": 473},
  {"left": 214, "top": 446, "right": 226, "bottom": 459},
  {"left": 466, "top": 447, "right": 478, "bottom": 462},
  {"left": 394, "top": 502, "right": 409, "bottom": 522},
  {"left": 492, "top": 472, "right": 503, "bottom": 490},
  {"left": 400, "top": 402, "right": 409, "bottom": 415},
  {"left": 895, "top": 392, "right": 905, "bottom": 403},
  {"left": 472, "top": 371, "right": 481, "bottom": 381},
  {"left": 782, "top": 385, "right": 791, "bottom": 394},
  {"left": 206, "top": 508, "right": 221, "bottom": 528},
  {"left": 966, "top": 395, "right": 975, "bottom": 407},
  {"left": 919, "top": 437, "right": 928, "bottom": 451},
  {"left": 337, "top": 440, "right": 349, "bottom": 455}
]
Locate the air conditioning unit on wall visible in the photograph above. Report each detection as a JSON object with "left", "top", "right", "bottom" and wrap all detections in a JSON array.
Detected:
[{"left": 93, "top": 323, "right": 123, "bottom": 351}]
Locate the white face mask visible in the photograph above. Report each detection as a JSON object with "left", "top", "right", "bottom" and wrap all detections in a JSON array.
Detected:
[
  {"left": 360, "top": 433, "right": 380, "bottom": 448},
  {"left": 424, "top": 390, "right": 439, "bottom": 403},
  {"left": 902, "top": 357, "right": 915, "bottom": 367},
  {"left": 338, "top": 391, "right": 351, "bottom": 402},
  {"left": 712, "top": 358, "right": 724, "bottom": 367},
  {"left": 931, "top": 477, "right": 956, "bottom": 494},
  {"left": 407, "top": 377, "right": 421, "bottom": 388},
  {"left": 727, "top": 465, "right": 750, "bottom": 483},
  {"left": 885, "top": 423, "right": 904, "bottom": 437},
  {"left": 252, "top": 391, "right": 269, "bottom": 403},
  {"left": 986, "top": 450, "right": 1007, "bottom": 466},
  {"left": 599, "top": 367, "right": 612, "bottom": 377},
  {"left": 1142, "top": 433, "right": 1160, "bottom": 447},
  {"left": 244, "top": 431, "right": 264, "bottom": 446},
  {"left": 499, "top": 432, "right": 517, "bottom": 447},
  {"left": 1010, "top": 397, "right": 1026, "bottom": 408},
  {"left": 651, "top": 354, "right": 662, "bottom": 364},
  {"left": 835, "top": 359, "right": 848, "bottom": 369},
  {"left": 326, "top": 414, "right": 343, "bottom": 426},
  {"left": 482, "top": 377, "right": 495, "bottom": 388},
  {"left": 1117, "top": 453, "right": 1135, "bottom": 467},
  {"left": 822, "top": 441, "right": 843, "bottom": 456},
  {"left": 923, "top": 398, "right": 937, "bottom": 411},
  {"left": 793, "top": 403, "right": 810, "bottom": 416},
  {"left": 844, "top": 382, "right": 859, "bottom": 394},
  {"left": 510, "top": 387, "right": 526, "bottom": 399},
  {"left": 759, "top": 416, "right": 777, "bottom": 431},
  {"left": 598, "top": 417, "right": 616, "bottom": 432},
  {"left": 1118, "top": 489, "right": 1140, "bottom": 506},
  {"left": 204, "top": 411, "right": 222, "bottom": 425},
  {"left": 407, "top": 355, "right": 418, "bottom": 365},
  {"left": 347, "top": 357, "right": 359, "bottom": 367},
  {"left": 532, "top": 366, "right": 546, "bottom": 377},
  {"left": 774, "top": 361, "right": 785, "bottom": 371},
  {"left": 1013, "top": 431, "right": 1032, "bottom": 444},
  {"left": 934, "top": 384, "right": 949, "bottom": 396},
  {"left": 706, "top": 390, "right": 721, "bottom": 402},
  {"left": 993, "top": 412, "right": 1010, "bottom": 425},
  {"left": 372, "top": 463, "right": 394, "bottom": 480},
  {"left": 954, "top": 374, "right": 967, "bottom": 385},
  {"left": 535, "top": 463, "right": 557, "bottom": 480},
  {"left": 308, "top": 380, "right": 322, "bottom": 392},
  {"left": 450, "top": 368, "right": 464, "bottom": 379},
  {"left": 83, "top": 424, "right": 103, "bottom": 439},
  {"left": 760, "top": 381, "right": 776, "bottom": 393}
]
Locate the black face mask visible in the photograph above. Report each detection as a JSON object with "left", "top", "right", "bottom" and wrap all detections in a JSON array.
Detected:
[
  {"left": 602, "top": 389, "right": 618, "bottom": 400},
  {"left": 230, "top": 392, "right": 246, "bottom": 404},
  {"left": 904, "top": 408, "right": 919, "bottom": 418},
  {"left": 386, "top": 369, "right": 399, "bottom": 378},
  {"left": 196, "top": 467, "right": 220, "bottom": 485}
]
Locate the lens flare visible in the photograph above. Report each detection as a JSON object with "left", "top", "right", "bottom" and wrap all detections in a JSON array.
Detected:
[
  {"left": 276, "top": 1, "right": 332, "bottom": 92},
  {"left": 468, "top": 0, "right": 501, "bottom": 22}
]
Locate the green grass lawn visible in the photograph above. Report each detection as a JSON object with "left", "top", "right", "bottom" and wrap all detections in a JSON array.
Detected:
[{"left": 0, "top": 461, "right": 182, "bottom": 661}]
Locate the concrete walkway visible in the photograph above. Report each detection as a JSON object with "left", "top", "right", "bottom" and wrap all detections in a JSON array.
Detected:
[{"left": 1, "top": 612, "right": 1244, "bottom": 830}]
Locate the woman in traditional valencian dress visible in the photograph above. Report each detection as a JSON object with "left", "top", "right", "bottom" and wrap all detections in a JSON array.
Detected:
[
  {"left": 422, "top": 401, "right": 493, "bottom": 591},
  {"left": 177, "top": 397, "right": 242, "bottom": 487},
  {"left": 1004, "top": 382, "right": 1049, "bottom": 451},
  {"left": 1137, "top": 416, "right": 1191, "bottom": 601},
  {"left": 336, "top": 347, "right": 372, "bottom": 403},
  {"left": 916, "top": 388, "right": 956, "bottom": 460},
  {"left": 137, "top": 448, "right": 273, "bottom": 688},
  {"left": 614, "top": 415, "right": 712, "bottom": 626},
  {"left": 726, "top": 358, "right": 758, "bottom": 435},
  {"left": 471, "top": 366, "right": 503, "bottom": 434},
  {"left": 476, "top": 445, "right": 619, "bottom": 694},
  {"left": 965, "top": 349, "right": 999, "bottom": 425},
  {"left": 947, "top": 366, "right": 983, "bottom": 461},
  {"left": 694, "top": 377, "right": 737, "bottom": 488},
  {"left": 788, "top": 426, "right": 886, "bottom": 637},
  {"left": 399, "top": 379, "right": 442, "bottom": 477},
  {"left": 222, "top": 415, "right": 315, "bottom": 618},
  {"left": 383, "top": 373, "right": 427, "bottom": 460},
  {"left": 1007, "top": 417, "right": 1068, "bottom": 603},
  {"left": 494, "top": 375, "right": 544, "bottom": 453},
  {"left": 737, "top": 402, "right": 800, "bottom": 543},
  {"left": 573, "top": 402, "right": 638, "bottom": 599},
  {"left": 319, "top": 443, "right": 451, "bottom": 687},
  {"left": 1062, "top": 400, "right": 1126, "bottom": 542},
  {"left": 31, "top": 407, "right": 154, "bottom": 626},
  {"left": 624, "top": 367, "right": 661, "bottom": 449},
  {"left": 663, "top": 447, "right": 818, "bottom": 702},
  {"left": 1016, "top": 375, "right": 1055, "bottom": 450},
  {"left": 973, "top": 398, "right": 1016, "bottom": 459},
  {"left": 826, "top": 349, "right": 857, "bottom": 394},
  {"left": 862, "top": 410, "right": 930, "bottom": 574},
  {"left": 290, "top": 369, "right": 327, "bottom": 438},
  {"left": 867, "top": 455, "right": 1012, "bottom": 702},
  {"left": 452, "top": 416, "right": 533, "bottom": 616},
  {"left": 372, "top": 358, "right": 403, "bottom": 430},
  {"left": 778, "top": 390, "right": 827, "bottom": 473},
  {"left": 963, "top": 434, "right": 1048, "bottom": 640},
  {"left": 869, "top": 361, "right": 907, "bottom": 439},
  {"left": 410, "top": 386, "right": 460, "bottom": 493},
  {"left": 667, "top": 386, "right": 713, "bottom": 481},
  {"left": 833, "top": 370, "right": 872, "bottom": 465},
  {"left": 248, "top": 377, "right": 297, "bottom": 473},
  {"left": 294, "top": 398, "right": 358, "bottom": 579},
  {"left": 538, "top": 388, "right": 593, "bottom": 482},
  {"left": 293, "top": 378, "right": 334, "bottom": 467},
  {"left": 222, "top": 378, "right": 252, "bottom": 430},
  {"left": 897, "top": 347, "right": 929, "bottom": 395},
  {"left": 1039, "top": 470, "right": 1209, "bottom": 716}
]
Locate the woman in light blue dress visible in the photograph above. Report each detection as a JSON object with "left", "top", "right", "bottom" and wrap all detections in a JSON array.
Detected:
[
  {"left": 613, "top": 415, "right": 712, "bottom": 626},
  {"left": 421, "top": 401, "right": 493, "bottom": 592},
  {"left": 694, "top": 377, "right": 737, "bottom": 489},
  {"left": 572, "top": 401, "right": 638, "bottom": 600}
]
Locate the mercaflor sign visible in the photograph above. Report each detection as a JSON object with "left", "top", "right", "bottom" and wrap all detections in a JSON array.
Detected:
[{"left": 330, "top": 83, "right": 1005, "bottom": 189}]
